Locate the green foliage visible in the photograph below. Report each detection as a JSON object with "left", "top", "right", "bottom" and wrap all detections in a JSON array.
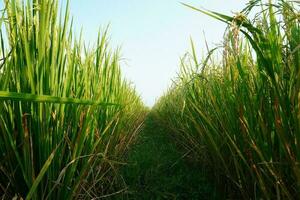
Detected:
[
  {"left": 0, "top": 0, "right": 145, "bottom": 199},
  {"left": 155, "top": 1, "right": 300, "bottom": 199}
]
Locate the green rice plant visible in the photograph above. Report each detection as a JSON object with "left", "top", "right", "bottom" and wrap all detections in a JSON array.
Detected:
[
  {"left": 155, "top": 0, "right": 300, "bottom": 199},
  {"left": 0, "top": 0, "right": 145, "bottom": 199}
]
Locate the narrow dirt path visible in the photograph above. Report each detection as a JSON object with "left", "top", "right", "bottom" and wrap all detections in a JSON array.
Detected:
[{"left": 121, "top": 114, "right": 219, "bottom": 199}]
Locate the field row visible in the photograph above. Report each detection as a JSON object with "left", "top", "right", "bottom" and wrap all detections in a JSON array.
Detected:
[{"left": 1, "top": 0, "right": 300, "bottom": 199}]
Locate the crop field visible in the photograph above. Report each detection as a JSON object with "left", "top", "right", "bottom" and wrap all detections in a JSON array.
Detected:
[{"left": 0, "top": 0, "right": 299, "bottom": 199}]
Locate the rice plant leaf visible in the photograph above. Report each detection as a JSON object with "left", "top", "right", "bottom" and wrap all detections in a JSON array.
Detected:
[
  {"left": 25, "top": 143, "right": 61, "bottom": 200},
  {"left": 190, "top": 38, "right": 199, "bottom": 68},
  {"left": 0, "top": 91, "right": 121, "bottom": 107},
  {"left": 181, "top": 3, "right": 231, "bottom": 24}
]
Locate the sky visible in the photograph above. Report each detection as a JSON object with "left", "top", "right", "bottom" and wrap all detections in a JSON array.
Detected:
[{"left": 69, "top": 0, "right": 249, "bottom": 106}]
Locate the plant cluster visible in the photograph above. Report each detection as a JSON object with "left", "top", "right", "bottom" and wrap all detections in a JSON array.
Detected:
[
  {"left": 154, "top": 1, "right": 300, "bottom": 199},
  {"left": 0, "top": 0, "right": 146, "bottom": 199}
]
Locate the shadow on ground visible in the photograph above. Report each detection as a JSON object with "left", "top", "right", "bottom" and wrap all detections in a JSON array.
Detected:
[{"left": 120, "top": 114, "right": 220, "bottom": 200}]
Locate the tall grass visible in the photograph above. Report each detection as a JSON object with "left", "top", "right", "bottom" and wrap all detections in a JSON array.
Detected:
[
  {"left": 155, "top": 0, "right": 300, "bottom": 199},
  {"left": 0, "top": 0, "right": 145, "bottom": 199}
]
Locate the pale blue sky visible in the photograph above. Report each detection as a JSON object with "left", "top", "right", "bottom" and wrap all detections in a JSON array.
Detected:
[{"left": 69, "top": 1, "right": 248, "bottom": 106}]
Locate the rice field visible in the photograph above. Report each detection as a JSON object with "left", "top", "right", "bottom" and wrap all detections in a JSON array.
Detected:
[
  {"left": 0, "top": 0, "right": 299, "bottom": 199},
  {"left": 155, "top": 1, "right": 300, "bottom": 199},
  {"left": 0, "top": 0, "right": 146, "bottom": 199}
]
